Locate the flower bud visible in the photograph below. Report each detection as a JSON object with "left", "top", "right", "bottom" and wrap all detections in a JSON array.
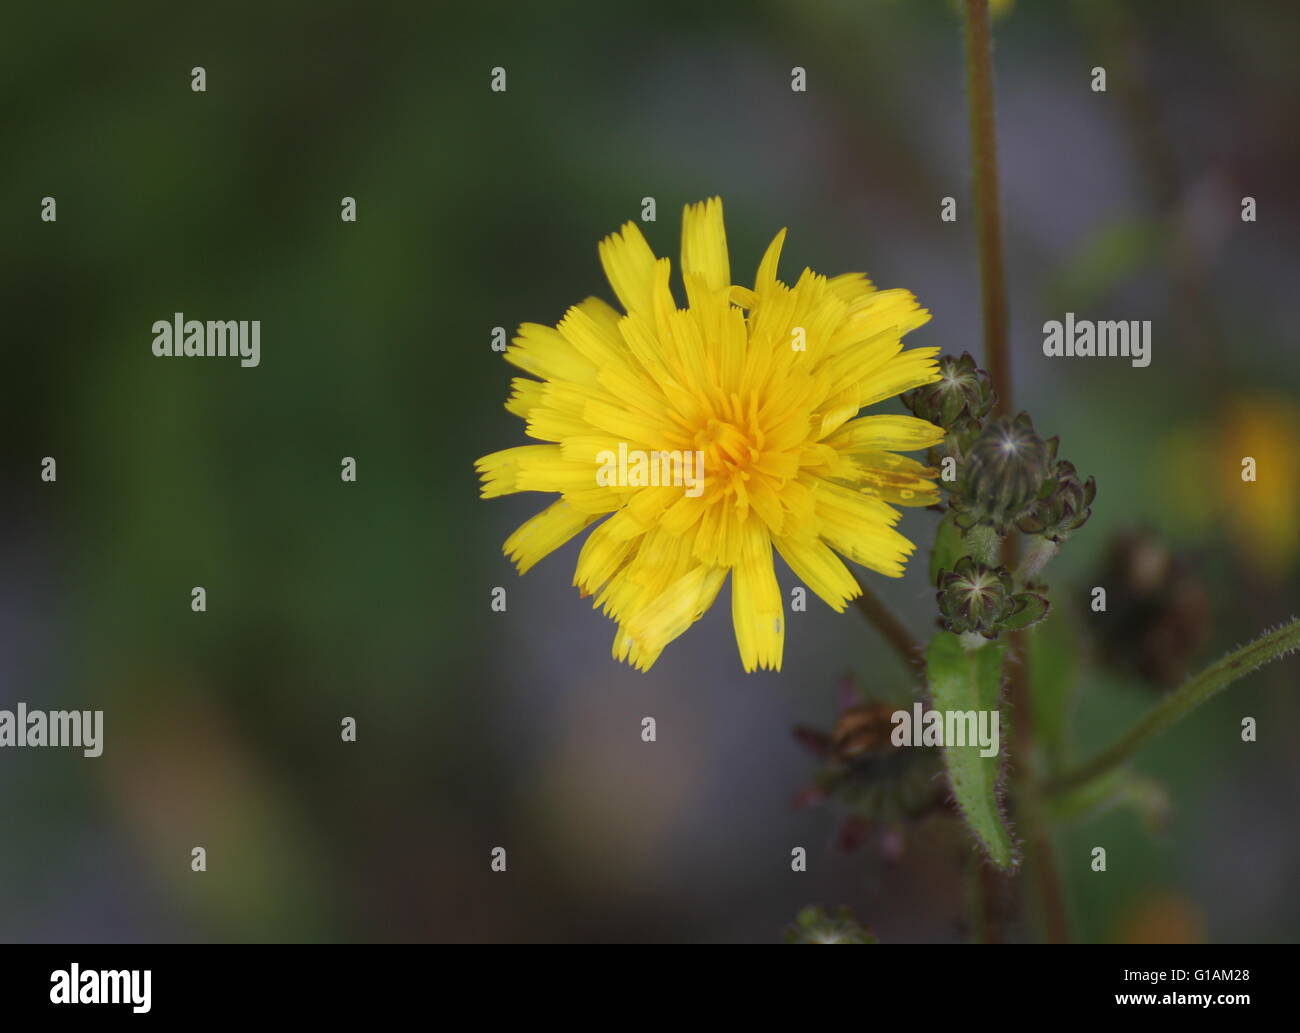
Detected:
[
  {"left": 1017, "top": 459, "right": 1096, "bottom": 541},
  {"left": 952, "top": 413, "right": 1052, "bottom": 531},
  {"left": 936, "top": 556, "right": 1016, "bottom": 636},
  {"left": 901, "top": 352, "right": 997, "bottom": 431}
]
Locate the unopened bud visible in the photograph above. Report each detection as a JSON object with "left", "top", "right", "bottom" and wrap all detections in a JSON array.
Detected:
[
  {"left": 901, "top": 352, "right": 997, "bottom": 431},
  {"left": 952, "top": 413, "right": 1052, "bottom": 531}
]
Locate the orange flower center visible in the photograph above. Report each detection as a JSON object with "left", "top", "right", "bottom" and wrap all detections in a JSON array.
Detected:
[{"left": 696, "top": 417, "right": 761, "bottom": 476}]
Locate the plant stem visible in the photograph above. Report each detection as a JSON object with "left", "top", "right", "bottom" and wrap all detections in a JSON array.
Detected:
[
  {"left": 1024, "top": 819, "right": 1071, "bottom": 943},
  {"left": 852, "top": 578, "right": 927, "bottom": 680},
  {"left": 962, "top": 0, "right": 1071, "bottom": 945},
  {"left": 963, "top": 524, "right": 1002, "bottom": 567},
  {"left": 963, "top": 0, "right": 1012, "bottom": 416},
  {"left": 1017, "top": 537, "right": 1059, "bottom": 585},
  {"left": 968, "top": 860, "right": 1005, "bottom": 944},
  {"left": 1047, "top": 617, "right": 1300, "bottom": 797}
]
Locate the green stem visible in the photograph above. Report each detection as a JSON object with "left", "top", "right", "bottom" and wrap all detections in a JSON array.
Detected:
[
  {"left": 963, "top": 524, "right": 1001, "bottom": 567},
  {"left": 960, "top": 0, "right": 1044, "bottom": 945},
  {"left": 1047, "top": 617, "right": 1300, "bottom": 797},
  {"left": 967, "top": 859, "right": 1005, "bottom": 944},
  {"left": 1022, "top": 808, "right": 1071, "bottom": 943},
  {"left": 1016, "top": 537, "right": 1059, "bottom": 586},
  {"left": 962, "top": 0, "right": 1012, "bottom": 417}
]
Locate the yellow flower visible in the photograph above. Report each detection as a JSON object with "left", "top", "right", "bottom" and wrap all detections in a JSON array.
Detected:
[
  {"left": 1164, "top": 394, "right": 1300, "bottom": 576},
  {"left": 476, "top": 199, "right": 943, "bottom": 672}
]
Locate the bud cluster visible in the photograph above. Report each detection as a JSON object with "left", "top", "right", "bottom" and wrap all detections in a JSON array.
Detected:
[
  {"left": 914, "top": 354, "right": 1096, "bottom": 640},
  {"left": 905, "top": 354, "right": 1095, "bottom": 544}
]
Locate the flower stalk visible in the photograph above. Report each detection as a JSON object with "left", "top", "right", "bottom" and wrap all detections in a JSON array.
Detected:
[
  {"left": 961, "top": 0, "right": 1072, "bottom": 944},
  {"left": 1016, "top": 537, "right": 1059, "bottom": 585},
  {"left": 963, "top": 0, "right": 1012, "bottom": 416},
  {"left": 1047, "top": 617, "right": 1300, "bottom": 798}
]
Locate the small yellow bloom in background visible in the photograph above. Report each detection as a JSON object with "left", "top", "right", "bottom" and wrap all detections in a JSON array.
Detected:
[
  {"left": 1164, "top": 394, "right": 1300, "bottom": 578},
  {"left": 476, "top": 199, "right": 943, "bottom": 672}
]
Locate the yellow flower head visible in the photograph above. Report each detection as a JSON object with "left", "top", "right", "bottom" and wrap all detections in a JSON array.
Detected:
[
  {"left": 1164, "top": 393, "right": 1300, "bottom": 577},
  {"left": 476, "top": 199, "right": 943, "bottom": 672}
]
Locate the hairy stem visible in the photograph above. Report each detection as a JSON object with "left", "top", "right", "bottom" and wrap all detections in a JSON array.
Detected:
[
  {"left": 963, "top": 524, "right": 1002, "bottom": 567},
  {"left": 1017, "top": 537, "right": 1059, "bottom": 586},
  {"left": 961, "top": 0, "right": 1071, "bottom": 945},
  {"left": 963, "top": 0, "right": 1012, "bottom": 416},
  {"left": 1047, "top": 617, "right": 1300, "bottom": 797}
]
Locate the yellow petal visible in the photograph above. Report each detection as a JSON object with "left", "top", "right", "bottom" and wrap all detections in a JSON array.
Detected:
[
  {"left": 731, "top": 519, "right": 784, "bottom": 672},
  {"left": 855, "top": 348, "right": 942, "bottom": 408},
  {"left": 774, "top": 535, "right": 862, "bottom": 612},
  {"left": 812, "top": 479, "right": 915, "bottom": 577},
  {"left": 839, "top": 451, "right": 941, "bottom": 507},
  {"left": 623, "top": 564, "right": 728, "bottom": 655},
  {"left": 505, "top": 377, "right": 544, "bottom": 419},
  {"left": 612, "top": 624, "right": 665, "bottom": 672},
  {"left": 504, "top": 322, "right": 598, "bottom": 386},
  {"left": 596, "top": 527, "right": 694, "bottom": 622},
  {"left": 826, "top": 271, "right": 875, "bottom": 305},
  {"left": 598, "top": 222, "right": 657, "bottom": 316},
  {"left": 680, "top": 197, "right": 730, "bottom": 296},
  {"left": 574, "top": 516, "right": 641, "bottom": 595},
  {"left": 754, "top": 227, "right": 787, "bottom": 292},
  {"left": 504, "top": 500, "right": 595, "bottom": 574},
  {"left": 827, "top": 414, "right": 945, "bottom": 452},
  {"left": 475, "top": 444, "right": 556, "bottom": 498}
]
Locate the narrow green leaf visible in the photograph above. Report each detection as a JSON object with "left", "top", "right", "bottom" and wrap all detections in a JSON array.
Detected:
[
  {"left": 929, "top": 512, "right": 965, "bottom": 586},
  {"left": 925, "top": 632, "right": 1018, "bottom": 869},
  {"left": 1044, "top": 768, "right": 1168, "bottom": 831}
]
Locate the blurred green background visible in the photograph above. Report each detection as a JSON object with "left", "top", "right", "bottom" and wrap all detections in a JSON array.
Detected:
[{"left": 2, "top": 0, "right": 1298, "bottom": 942}]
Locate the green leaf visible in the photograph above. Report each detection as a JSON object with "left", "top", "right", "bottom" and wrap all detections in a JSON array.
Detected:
[
  {"left": 1001, "top": 592, "right": 1049, "bottom": 631},
  {"left": 925, "top": 632, "right": 1018, "bottom": 869},
  {"left": 929, "top": 512, "right": 965, "bottom": 586}
]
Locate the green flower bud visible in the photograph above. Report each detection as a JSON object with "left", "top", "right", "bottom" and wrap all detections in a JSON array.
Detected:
[
  {"left": 951, "top": 413, "right": 1052, "bottom": 531},
  {"left": 937, "top": 557, "right": 1051, "bottom": 636},
  {"left": 1017, "top": 459, "right": 1097, "bottom": 542},
  {"left": 937, "top": 556, "right": 1016, "bottom": 636},
  {"left": 901, "top": 352, "right": 997, "bottom": 431}
]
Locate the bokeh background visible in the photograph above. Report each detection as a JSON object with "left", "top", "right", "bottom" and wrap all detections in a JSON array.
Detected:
[{"left": 2, "top": 0, "right": 1298, "bottom": 943}]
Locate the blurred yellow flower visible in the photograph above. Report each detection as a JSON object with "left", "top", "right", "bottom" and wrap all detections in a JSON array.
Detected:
[
  {"left": 477, "top": 199, "right": 942, "bottom": 671},
  {"left": 1114, "top": 893, "right": 1205, "bottom": 945},
  {"left": 1165, "top": 394, "right": 1300, "bottom": 576}
]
